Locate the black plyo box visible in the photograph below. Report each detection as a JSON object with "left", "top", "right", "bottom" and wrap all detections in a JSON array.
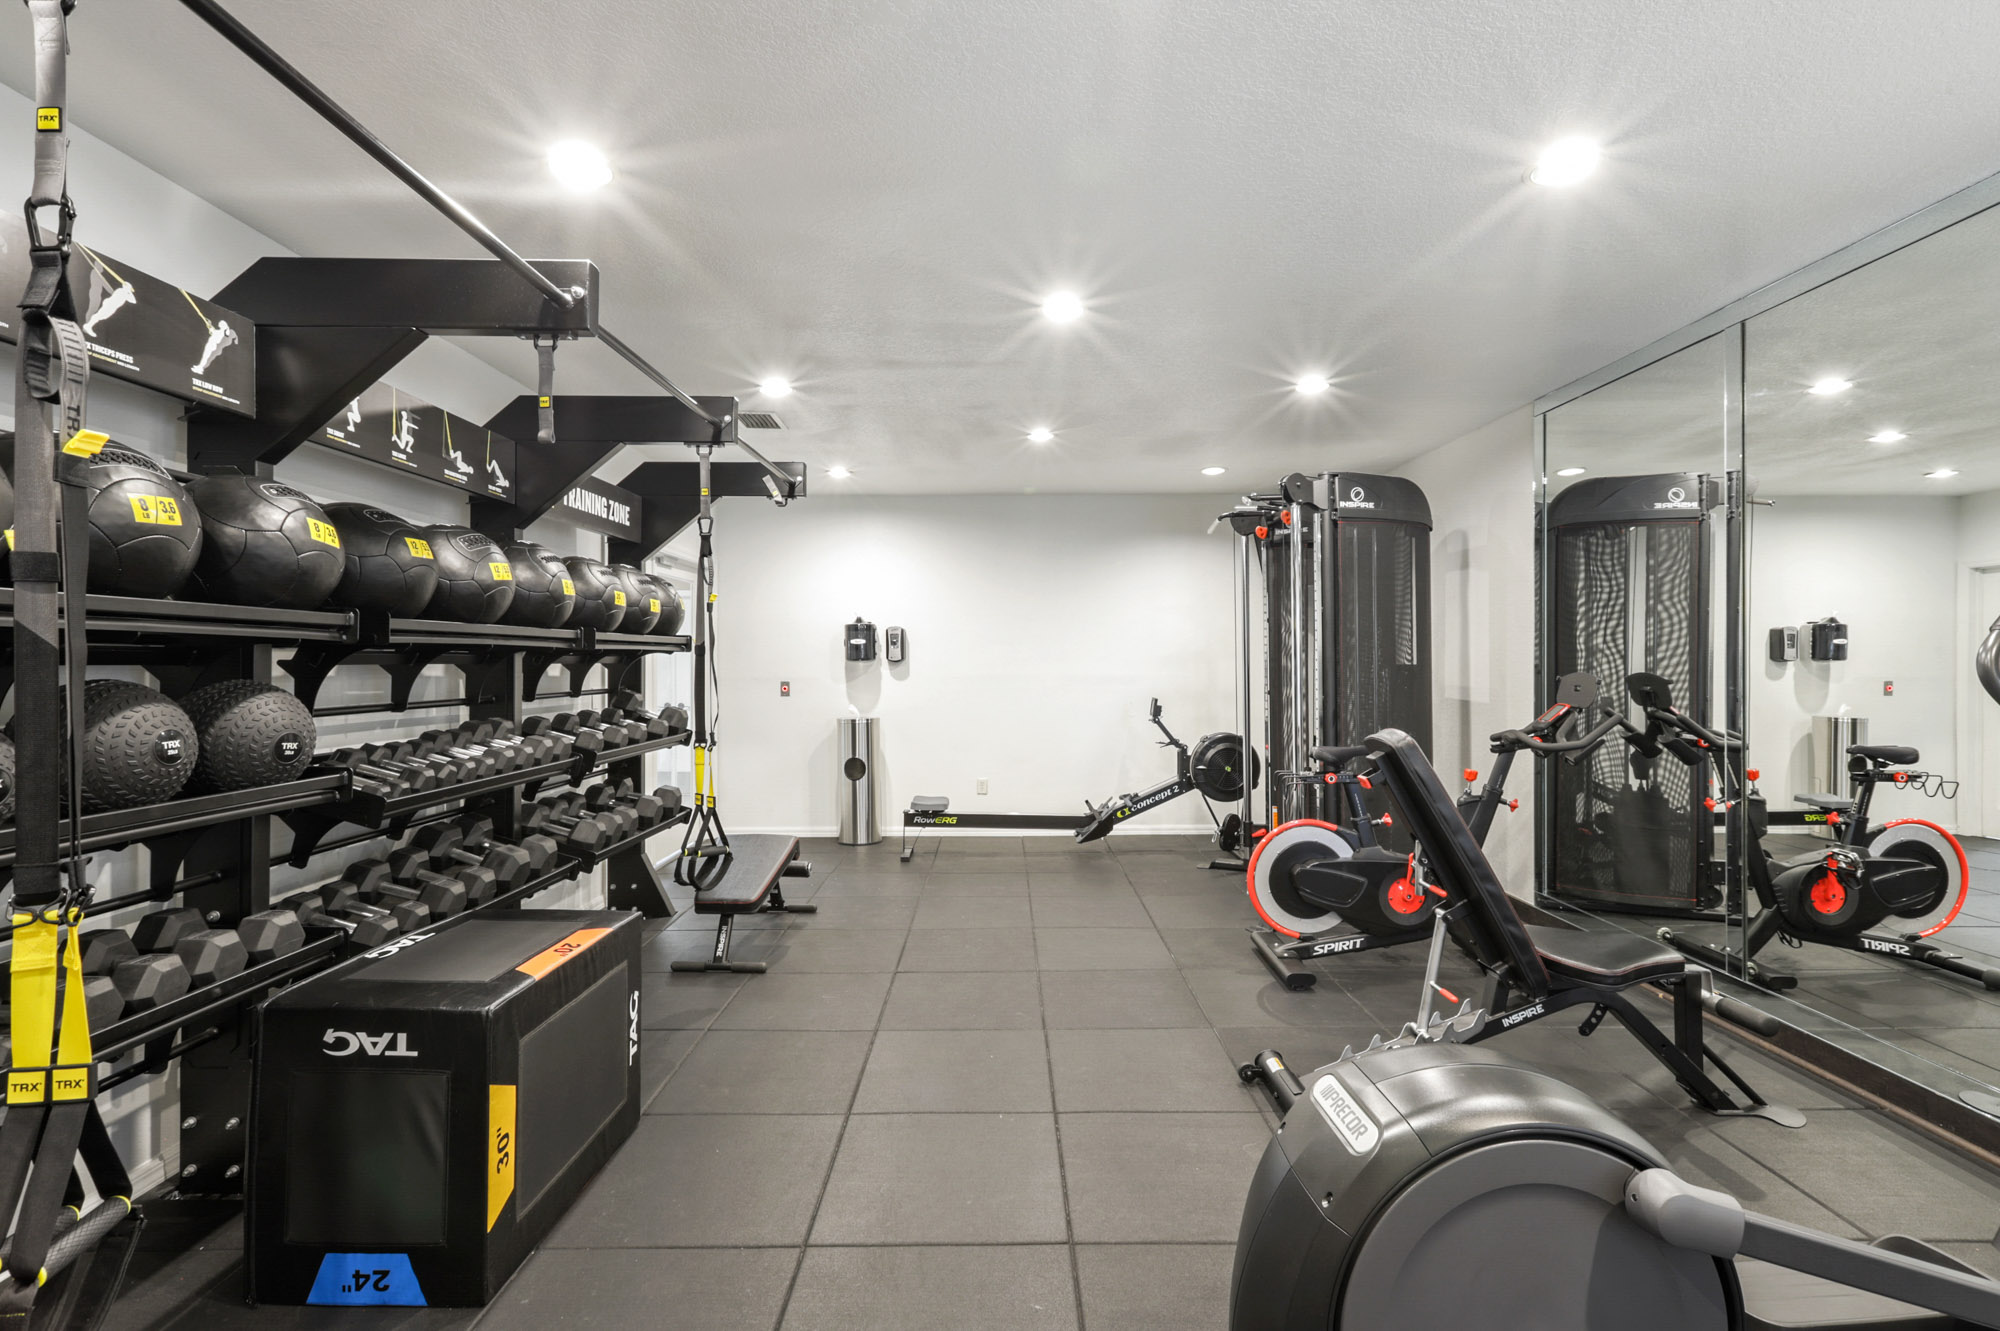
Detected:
[{"left": 250, "top": 910, "right": 642, "bottom": 1307}]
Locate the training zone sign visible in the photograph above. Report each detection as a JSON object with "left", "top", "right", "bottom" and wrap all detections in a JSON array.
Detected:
[{"left": 556, "top": 476, "right": 642, "bottom": 541}]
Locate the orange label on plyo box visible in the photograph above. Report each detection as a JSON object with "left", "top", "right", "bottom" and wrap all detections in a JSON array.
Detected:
[{"left": 515, "top": 928, "right": 612, "bottom": 979}]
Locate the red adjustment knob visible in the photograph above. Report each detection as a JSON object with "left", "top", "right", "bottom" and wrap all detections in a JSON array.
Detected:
[
  {"left": 1827, "top": 811, "right": 1842, "bottom": 825},
  {"left": 1323, "top": 773, "right": 1338, "bottom": 784},
  {"left": 1378, "top": 813, "right": 1394, "bottom": 827},
  {"left": 1463, "top": 769, "right": 1479, "bottom": 783},
  {"left": 1254, "top": 525, "right": 1269, "bottom": 540},
  {"left": 1704, "top": 797, "right": 1717, "bottom": 810},
  {"left": 1507, "top": 799, "right": 1519, "bottom": 812},
  {"left": 1746, "top": 768, "right": 1760, "bottom": 781},
  {"left": 1280, "top": 510, "right": 1292, "bottom": 526},
  {"left": 1895, "top": 773, "right": 1909, "bottom": 785}
]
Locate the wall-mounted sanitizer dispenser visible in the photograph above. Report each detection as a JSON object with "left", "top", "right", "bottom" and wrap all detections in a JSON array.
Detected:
[
  {"left": 885, "top": 626, "right": 905, "bottom": 663},
  {"left": 845, "top": 618, "right": 878, "bottom": 662},
  {"left": 1769, "top": 626, "right": 1798, "bottom": 662},
  {"left": 1809, "top": 618, "right": 1849, "bottom": 661}
]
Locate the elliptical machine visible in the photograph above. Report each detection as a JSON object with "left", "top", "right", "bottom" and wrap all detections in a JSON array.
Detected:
[
  {"left": 1627, "top": 674, "right": 1993, "bottom": 990},
  {"left": 1075, "top": 699, "right": 1256, "bottom": 843}
]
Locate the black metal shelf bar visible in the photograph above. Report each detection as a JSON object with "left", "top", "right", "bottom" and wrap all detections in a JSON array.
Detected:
[
  {"left": 92, "top": 928, "right": 345, "bottom": 1064},
  {"left": 568, "top": 807, "right": 693, "bottom": 872},
  {"left": 0, "top": 589, "right": 356, "bottom": 643},
  {"left": 0, "top": 775, "right": 347, "bottom": 869}
]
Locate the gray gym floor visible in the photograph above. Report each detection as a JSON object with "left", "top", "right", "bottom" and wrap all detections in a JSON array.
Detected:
[{"left": 98, "top": 834, "right": 2000, "bottom": 1329}]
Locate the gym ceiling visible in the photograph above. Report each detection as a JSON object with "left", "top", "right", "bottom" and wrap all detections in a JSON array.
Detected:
[{"left": 6, "top": 0, "right": 2000, "bottom": 494}]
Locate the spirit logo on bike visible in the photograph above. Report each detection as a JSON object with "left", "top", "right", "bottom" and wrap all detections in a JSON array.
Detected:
[
  {"left": 1859, "top": 937, "right": 1912, "bottom": 956},
  {"left": 1310, "top": 937, "right": 1371, "bottom": 956}
]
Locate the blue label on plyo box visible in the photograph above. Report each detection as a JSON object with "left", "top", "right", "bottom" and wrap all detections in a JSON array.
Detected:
[{"left": 307, "top": 1252, "right": 427, "bottom": 1306}]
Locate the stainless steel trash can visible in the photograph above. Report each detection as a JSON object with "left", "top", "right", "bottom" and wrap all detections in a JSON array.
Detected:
[
  {"left": 839, "top": 717, "right": 880, "bottom": 846},
  {"left": 1813, "top": 714, "right": 1868, "bottom": 797}
]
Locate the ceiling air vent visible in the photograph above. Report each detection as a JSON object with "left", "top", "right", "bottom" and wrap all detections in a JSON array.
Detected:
[{"left": 738, "top": 412, "right": 784, "bottom": 429}]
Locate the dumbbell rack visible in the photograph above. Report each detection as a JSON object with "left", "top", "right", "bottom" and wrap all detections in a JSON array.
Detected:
[{"left": 0, "top": 590, "right": 692, "bottom": 1200}]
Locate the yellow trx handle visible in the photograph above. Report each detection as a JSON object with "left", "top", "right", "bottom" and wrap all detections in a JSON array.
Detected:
[{"left": 7, "top": 910, "right": 96, "bottom": 1104}]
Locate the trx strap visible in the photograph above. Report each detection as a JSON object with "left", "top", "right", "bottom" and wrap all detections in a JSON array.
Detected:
[
  {"left": 0, "top": 4, "right": 130, "bottom": 1315},
  {"left": 676, "top": 444, "right": 734, "bottom": 889},
  {"left": 532, "top": 332, "right": 557, "bottom": 446}
]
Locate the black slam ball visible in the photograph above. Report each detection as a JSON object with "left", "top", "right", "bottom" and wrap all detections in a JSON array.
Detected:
[
  {"left": 0, "top": 455, "right": 13, "bottom": 585},
  {"left": 84, "top": 444, "right": 204, "bottom": 597},
  {"left": 79, "top": 679, "right": 198, "bottom": 811},
  {"left": 562, "top": 557, "right": 625, "bottom": 631},
  {"left": 608, "top": 564, "right": 660, "bottom": 633},
  {"left": 186, "top": 475, "right": 345, "bottom": 609},
  {"left": 179, "top": 680, "right": 316, "bottom": 794},
  {"left": 0, "top": 732, "right": 14, "bottom": 823},
  {"left": 423, "top": 527, "right": 516, "bottom": 623},
  {"left": 502, "top": 542, "right": 577, "bottom": 628},
  {"left": 324, "top": 503, "right": 439, "bottom": 616},
  {"left": 646, "top": 575, "right": 685, "bottom": 635}
]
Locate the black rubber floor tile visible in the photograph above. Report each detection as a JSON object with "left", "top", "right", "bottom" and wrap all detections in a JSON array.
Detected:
[
  {"left": 881, "top": 970, "right": 1044, "bottom": 1029},
  {"left": 482, "top": 1247, "right": 795, "bottom": 1331},
  {"left": 544, "top": 1115, "right": 842, "bottom": 1248},
  {"left": 643, "top": 927, "right": 785, "bottom": 971},
  {"left": 641, "top": 971, "right": 749, "bottom": 1030},
  {"left": 789, "top": 897, "right": 919, "bottom": 931},
  {"left": 651, "top": 1029, "right": 872, "bottom": 1115},
  {"left": 1059, "top": 1111, "right": 1270, "bottom": 1242},
  {"left": 1030, "top": 893, "right": 1154, "bottom": 929},
  {"left": 1140, "top": 889, "right": 1257, "bottom": 929},
  {"left": 639, "top": 1028, "right": 704, "bottom": 1108},
  {"left": 936, "top": 837, "right": 1026, "bottom": 854},
  {"left": 1048, "top": 1028, "right": 1256, "bottom": 1112},
  {"left": 709, "top": 971, "right": 893, "bottom": 1030},
  {"left": 1075, "top": 1244, "right": 1236, "bottom": 1331},
  {"left": 1179, "top": 966, "right": 1384, "bottom": 1031},
  {"left": 853, "top": 1029, "right": 1052, "bottom": 1113},
  {"left": 1040, "top": 969, "right": 1206, "bottom": 1029},
  {"left": 781, "top": 1246, "right": 1077, "bottom": 1331},
  {"left": 912, "top": 895, "right": 1034, "bottom": 929},
  {"left": 1620, "top": 1109, "right": 1866, "bottom": 1239},
  {"left": 811, "top": 1113, "right": 1066, "bottom": 1244},
  {"left": 1157, "top": 927, "right": 1270, "bottom": 975},
  {"left": 928, "top": 857, "right": 1029, "bottom": 876},
  {"left": 919, "top": 872, "right": 1031, "bottom": 894},
  {"left": 812, "top": 873, "right": 927, "bottom": 899},
  {"left": 900, "top": 927, "right": 1039, "bottom": 971},
  {"left": 1027, "top": 870, "right": 1133, "bottom": 891},
  {"left": 1034, "top": 927, "right": 1174, "bottom": 971},
  {"left": 1212, "top": 1027, "right": 1364, "bottom": 1081},
  {"left": 766, "top": 927, "right": 909, "bottom": 973}
]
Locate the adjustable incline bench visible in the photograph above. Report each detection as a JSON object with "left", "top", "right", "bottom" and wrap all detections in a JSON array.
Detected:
[{"left": 671, "top": 833, "right": 817, "bottom": 974}]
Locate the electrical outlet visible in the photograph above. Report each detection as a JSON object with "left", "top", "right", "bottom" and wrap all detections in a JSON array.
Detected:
[{"left": 976, "top": 779, "right": 989, "bottom": 795}]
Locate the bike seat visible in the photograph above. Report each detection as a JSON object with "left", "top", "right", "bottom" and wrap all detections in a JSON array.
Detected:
[
  {"left": 1310, "top": 744, "right": 1371, "bottom": 768},
  {"left": 1849, "top": 743, "right": 1919, "bottom": 765},
  {"left": 1794, "top": 793, "right": 1857, "bottom": 813},
  {"left": 1526, "top": 924, "right": 1689, "bottom": 985}
]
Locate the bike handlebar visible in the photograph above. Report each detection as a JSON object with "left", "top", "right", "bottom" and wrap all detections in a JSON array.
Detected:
[
  {"left": 1489, "top": 711, "right": 1634, "bottom": 755},
  {"left": 1641, "top": 706, "right": 1742, "bottom": 753}
]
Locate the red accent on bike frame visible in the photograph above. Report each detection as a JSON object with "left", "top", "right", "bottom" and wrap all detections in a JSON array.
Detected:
[
  {"left": 1884, "top": 817, "right": 1971, "bottom": 938},
  {"left": 1809, "top": 868, "right": 1846, "bottom": 917},
  {"left": 1464, "top": 769, "right": 1479, "bottom": 783},
  {"left": 1436, "top": 986, "right": 1460, "bottom": 1005},
  {"left": 1245, "top": 819, "right": 1348, "bottom": 940},
  {"left": 1747, "top": 769, "right": 1760, "bottom": 781},
  {"left": 1386, "top": 854, "right": 1424, "bottom": 915}
]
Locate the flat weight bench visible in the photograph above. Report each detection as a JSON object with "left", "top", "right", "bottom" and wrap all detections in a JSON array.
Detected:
[{"left": 671, "top": 833, "right": 817, "bottom": 974}]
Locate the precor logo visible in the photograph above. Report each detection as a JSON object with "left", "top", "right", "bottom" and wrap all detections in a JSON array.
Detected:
[{"left": 1310, "top": 1075, "right": 1381, "bottom": 1155}]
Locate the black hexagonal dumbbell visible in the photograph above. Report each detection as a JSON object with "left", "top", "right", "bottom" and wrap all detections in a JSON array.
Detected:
[
  {"left": 81, "top": 929, "right": 140, "bottom": 976},
  {"left": 132, "top": 907, "right": 205, "bottom": 955},
  {"left": 386, "top": 837, "right": 495, "bottom": 907},
  {"left": 285, "top": 892, "right": 398, "bottom": 949},
  {"left": 322, "top": 881, "right": 431, "bottom": 935},
  {"left": 238, "top": 909, "right": 307, "bottom": 963},
  {"left": 321, "top": 747, "right": 421, "bottom": 798},
  {"left": 410, "top": 821, "right": 525, "bottom": 893},
  {"left": 347, "top": 856, "right": 469, "bottom": 919},
  {"left": 112, "top": 953, "right": 192, "bottom": 1011},
  {"left": 521, "top": 797, "right": 619, "bottom": 852},
  {"left": 609, "top": 690, "right": 689, "bottom": 739},
  {"left": 176, "top": 929, "right": 249, "bottom": 987},
  {"left": 453, "top": 817, "right": 561, "bottom": 878}
]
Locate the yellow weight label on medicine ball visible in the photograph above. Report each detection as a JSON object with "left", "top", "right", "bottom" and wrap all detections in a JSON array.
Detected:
[
  {"left": 612, "top": 590, "right": 626, "bottom": 607},
  {"left": 36, "top": 108, "right": 59, "bottom": 132},
  {"left": 4, "top": 530, "right": 12, "bottom": 550},
  {"left": 490, "top": 562, "right": 514, "bottom": 581},
  {"left": 307, "top": 519, "right": 341, "bottom": 548},
  {"left": 560, "top": 578, "right": 575, "bottom": 595},
  {"left": 649, "top": 598, "right": 661, "bottom": 613},
  {"left": 405, "top": 537, "right": 433, "bottom": 559},
  {"left": 129, "top": 495, "right": 183, "bottom": 526},
  {"left": 488, "top": 1084, "right": 516, "bottom": 1230}
]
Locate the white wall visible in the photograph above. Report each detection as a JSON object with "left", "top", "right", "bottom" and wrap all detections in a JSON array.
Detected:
[
  {"left": 1748, "top": 495, "right": 1961, "bottom": 827},
  {"left": 682, "top": 494, "right": 1237, "bottom": 836},
  {"left": 1397, "top": 407, "right": 1538, "bottom": 887}
]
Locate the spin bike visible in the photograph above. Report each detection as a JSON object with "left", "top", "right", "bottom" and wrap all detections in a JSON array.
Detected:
[
  {"left": 1627, "top": 674, "right": 1992, "bottom": 990},
  {"left": 1074, "top": 699, "right": 1256, "bottom": 843}
]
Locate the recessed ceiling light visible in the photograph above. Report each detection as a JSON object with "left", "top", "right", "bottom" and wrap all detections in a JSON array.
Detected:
[
  {"left": 1808, "top": 377, "right": 1853, "bottom": 396},
  {"left": 1040, "top": 291, "right": 1084, "bottom": 324},
  {"left": 1294, "top": 374, "right": 1330, "bottom": 396},
  {"left": 546, "top": 140, "right": 613, "bottom": 192},
  {"left": 826, "top": 465, "right": 852, "bottom": 480},
  {"left": 1925, "top": 468, "right": 1959, "bottom": 480},
  {"left": 1555, "top": 467, "right": 1586, "bottom": 477},
  {"left": 1201, "top": 466, "right": 1226, "bottom": 476},
  {"left": 757, "top": 376, "right": 792, "bottom": 398},
  {"left": 1529, "top": 136, "right": 1601, "bottom": 187},
  {"left": 1868, "top": 430, "right": 1906, "bottom": 444},
  {"left": 1027, "top": 426, "right": 1054, "bottom": 444}
]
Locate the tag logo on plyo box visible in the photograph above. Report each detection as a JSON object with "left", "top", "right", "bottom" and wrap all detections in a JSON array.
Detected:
[
  {"left": 363, "top": 930, "right": 437, "bottom": 961},
  {"left": 1310, "top": 1075, "right": 1380, "bottom": 1155},
  {"left": 628, "top": 990, "right": 641, "bottom": 1065},
  {"left": 323, "top": 1029, "right": 419, "bottom": 1058}
]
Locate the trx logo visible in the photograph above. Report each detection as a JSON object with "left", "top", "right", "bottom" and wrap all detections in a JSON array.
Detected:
[
  {"left": 490, "top": 562, "right": 514, "bottom": 581},
  {"left": 362, "top": 930, "right": 437, "bottom": 961},
  {"left": 1310, "top": 1076, "right": 1380, "bottom": 1155},
  {"left": 154, "top": 730, "right": 187, "bottom": 765},
  {"left": 1859, "top": 937, "right": 1912, "bottom": 956},
  {"left": 307, "top": 518, "right": 342, "bottom": 548},
  {"left": 36, "top": 108, "right": 60, "bottom": 132},
  {"left": 322, "top": 1029, "right": 419, "bottom": 1058},
  {"left": 1310, "top": 937, "right": 1370, "bottom": 955},
  {"left": 129, "top": 495, "right": 184, "bottom": 525},
  {"left": 1500, "top": 1003, "right": 1546, "bottom": 1027},
  {"left": 51, "top": 1071, "right": 89, "bottom": 1101},
  {"left": 405, "top": 537, "right": 434, "bottom": 560},
  {"left": 629, "top": 991, "right": 641, "bottom": 1065},
  {"left": 273, "top": 733, "right": 304, "bottom": 763}
]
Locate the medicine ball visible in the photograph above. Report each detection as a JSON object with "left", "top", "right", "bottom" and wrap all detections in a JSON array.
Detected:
[
  {"left": 85, "top": 444, "right": 204, "bottom": 598},
  {"left": 0, "top": 459, "right": 13, "bottom": 585},
  {"left": 323, "top": 503, "right": 439, "bottom": 616},
  {"left": 649, "top": 577, "right": 685, "bottom": 635},
  {"left": 178, "top": 680, "right": 316, "bottom": 794},
  {"left": 0, "top": 733, "right": 14, "bottom": 824},
  {"left": 422, "top": 526, "right": 516, "bottom": 623},
  {"left": 186, "top": 474, "right": 344, "bottom": 609},
  {"left": 608, "top": 564, "right": 659, "bottom": 633},
  {"left": 502, "top": 542, "right": 576, "bottom": 628},
  {"left": 563, "top": 557, "right": 625, "bottom": 631},
  {"left": 78, "top": 680, "right": 198, "bottom": 811}
]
